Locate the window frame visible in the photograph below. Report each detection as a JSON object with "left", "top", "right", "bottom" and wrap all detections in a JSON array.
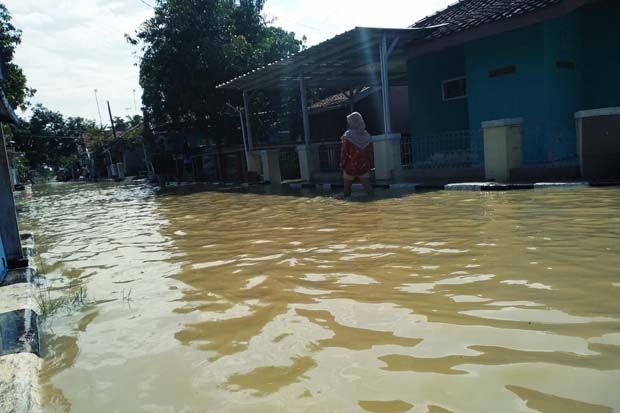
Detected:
[{"left": 441, "top": 76, "right": 467, "bottom": 102}]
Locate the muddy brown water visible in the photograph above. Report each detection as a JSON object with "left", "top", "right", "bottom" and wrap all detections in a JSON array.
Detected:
[{"left": 18, "top": 182, "right": 620, "bottom": 412}]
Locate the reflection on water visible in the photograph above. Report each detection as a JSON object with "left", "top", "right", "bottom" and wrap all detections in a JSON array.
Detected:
[{"left": 19, "top": 182, "right": 620, "bottom": 412}]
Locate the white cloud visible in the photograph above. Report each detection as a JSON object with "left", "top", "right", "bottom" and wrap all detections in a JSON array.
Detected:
[
  {"left": 6, "top": 0, "right": 152, "bottom": 122},
  {"left": 5, "top": 0, "right": 455, "bottom": 122},
  {"left": 263, "top": 0, "right": 455, "bottom": 46}
]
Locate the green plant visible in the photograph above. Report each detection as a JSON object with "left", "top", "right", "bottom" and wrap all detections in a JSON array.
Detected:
[
  {"left": 34, "top": 288, "right": 66, "bottom": 319},
  {"left": 34, "top": 286, "right": 89, "bottom": 320},
  {"left": 122, "top": 287, "right": 133, "bottom": 303}
]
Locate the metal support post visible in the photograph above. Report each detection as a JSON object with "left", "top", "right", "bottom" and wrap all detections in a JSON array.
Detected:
[
  {"left": 380, "top": 34, "right": 392, "bottom": 135},
  {"left": 299, "top": 76, "right": 311, "bottom": 147},
  {"left": 242, "top": 91, "right": 254, "bottom": 151},
  {"left": 239, "top": 108, "right": 250, "bottom": 170}
]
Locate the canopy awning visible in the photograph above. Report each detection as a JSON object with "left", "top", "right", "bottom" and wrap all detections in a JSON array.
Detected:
[{"left": 216, "top": 26, "right": 443, "bottom": 92}]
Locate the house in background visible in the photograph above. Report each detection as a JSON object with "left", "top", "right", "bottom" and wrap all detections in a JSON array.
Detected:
[
  {"left": 5, "top": 143, "right": 23, "bottom": 186},
  {"left": 404, "top": 0, "right": 620, "bottom": 182},
  {"left": 216, "top": 0, "right": 619, "bottom": 186},
  {"left": 309, "top": 86, "right": 411, "bottom": 142},
  {"left": 304, "top": 86, "right": 411, "bottom": 181}
]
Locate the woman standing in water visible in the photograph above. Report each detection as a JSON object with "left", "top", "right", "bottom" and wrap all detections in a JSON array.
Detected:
[{"left": 340, "top": 112, "right": 374, "bottom": 197}]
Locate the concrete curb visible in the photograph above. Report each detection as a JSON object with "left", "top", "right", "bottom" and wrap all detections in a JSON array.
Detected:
[
  {"left": 533, "top": 182, "right": 589, "bottom": 189},
  {"left": 445, "top": 182, "right": 592, "bottom": 191},
  {"left": 161, "top": 179, "right": 616, "bottom": 194},
  {"left": 0, "top": 233, "right": 41, "bottom": 413}
]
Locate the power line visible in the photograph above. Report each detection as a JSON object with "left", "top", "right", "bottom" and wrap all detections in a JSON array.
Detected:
[
  {"left": 138, "top": 0, "right": 155, "bottom": 9},
  {"left": 272, "top": 16, "right": 336, "bottom": 36}
]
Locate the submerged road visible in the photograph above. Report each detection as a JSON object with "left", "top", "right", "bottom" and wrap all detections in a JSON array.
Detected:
[{"left": 18, "top": 181, "right": 620, "bottom": 413}]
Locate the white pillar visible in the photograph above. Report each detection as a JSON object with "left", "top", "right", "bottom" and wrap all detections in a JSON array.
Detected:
[
  {"left": 299, "top": 76, "right": 311, "bottom": 147},
  {"left": 380, "top": 34, "right": 392, "bottom": 135},
  {"left": 116, "top": 162, "right": 125, "bottom": 179},
  {"left": 0, "top": 125, "right": 23, "bottom": 262},
  {"left": 296, "top": 145, "right": 318, "bottom": 182},
  {"left": 246, "top": 151, "right": 262, "bottom": 174},
  {"left": 260, "top": 149, "right": 281, "bottom": 185},
  {"left": 372, "top": 133, "right": 402, "bottom": 182},
  {"left": 242, "top": 91, "right": 254, "bottom": 151},
  {"left": 482, "top": 118, "right": 523, "bottom": 183}
]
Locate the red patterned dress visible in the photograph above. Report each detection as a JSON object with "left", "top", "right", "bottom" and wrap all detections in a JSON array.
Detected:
[{"left": 340, "top": 139, "right": 373, "bottom": 179}]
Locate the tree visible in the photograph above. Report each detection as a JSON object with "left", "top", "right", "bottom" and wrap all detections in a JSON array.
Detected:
[
  {"left": 0, "top": 3, "right": 35, "bottom": 110},
  {"left": 128, "top": 0, "right": 303, "bottom": 143},
  {"left": 113, "top": 116, "right": 129, "bottom": 133},
  {"left": 12, "top": 105, "right": 103, "bottom": 170}
]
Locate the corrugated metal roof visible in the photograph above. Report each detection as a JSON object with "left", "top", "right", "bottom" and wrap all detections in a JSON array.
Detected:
[{"left": 217, "top": 26, "right": 442, "bottom": 91}]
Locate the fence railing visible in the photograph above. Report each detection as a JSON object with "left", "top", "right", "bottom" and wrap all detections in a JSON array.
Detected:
[
  {"left": 521, "top": 124, "right": 579, "bottom": 167},
  {"left": 400, "top": 136, "right": 413, "bottom": 169},
  {"left": 279, "top": 146, "right": 301, "bottom": 180},
  {"left": 402, "top": 125, "right": 579, "bottom": 170},
  {"left": 403, "top": 130, "right": 483, "bottom": 169},
  {"left": 317, "top": 142, "right": 341, "bottom": 172}
]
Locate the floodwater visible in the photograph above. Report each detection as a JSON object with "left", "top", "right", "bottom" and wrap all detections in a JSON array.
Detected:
[{"left": 18, "top": 182, "right": 620, "bottom": 413}]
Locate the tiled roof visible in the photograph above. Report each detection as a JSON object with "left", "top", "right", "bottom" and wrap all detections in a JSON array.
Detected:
[
  {"left": 308, "top": 87, "right": 374, "bottom": 113},
  {"left": 411, "top": 0, "right": 563, "bottom": 39},
  {"left": 309, "top": 93, "right": 349, "bottom": 112}
]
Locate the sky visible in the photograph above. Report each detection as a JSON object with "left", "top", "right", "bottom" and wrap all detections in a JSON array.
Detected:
[{"left": 5, "top": 0, "right": 454, "bottom": 124}]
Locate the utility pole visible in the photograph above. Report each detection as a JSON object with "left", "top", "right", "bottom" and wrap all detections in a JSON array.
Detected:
[
  {"left": 94, "top": 89, "right": 104, "bottom": 129},
  {"left": 132, "top": 89, "right": 138, "bottom": 115},
  {"left": 107, "top": 101, "right": 118, "bottom": 139}
]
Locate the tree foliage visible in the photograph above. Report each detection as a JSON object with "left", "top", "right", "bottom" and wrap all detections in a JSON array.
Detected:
[
  {"left": 129, "top": 0, "right": 303, "bottom": 142},
  {"left": 113, "top": 115, "right": 142, "bottom": 133},
  {"left": 0, "top": 3, "right": 35, "bottom": 110},
  {"left": 12, "top": 105, "right": 102, "bottom": 169}
]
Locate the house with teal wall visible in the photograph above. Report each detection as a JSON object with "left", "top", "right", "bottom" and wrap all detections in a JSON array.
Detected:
[{"left": 405, "top": 0, "right": 620, "bottom": 181}]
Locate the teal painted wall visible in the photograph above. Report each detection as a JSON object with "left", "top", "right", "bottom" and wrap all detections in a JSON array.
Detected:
[
  {"left": 582, "top": 0, "right": 620, "bottom": 109},
  {"left": 406, "top": 1, "right": 620, "bottom": 166},
  {"left": 465, "top": 25, "right": 545, "bottom": 129},
  {"left": 465, "top": 24, "right": 553, "bottom": 164},
  {"left": 464, "top": 6, "right": 618, "bottom": 165},
  {"left": 541, "top": 12, "right": 583, "bottom": 162},
  {"left": 407, "top": 46, "right": 469, "bottom": 137}
]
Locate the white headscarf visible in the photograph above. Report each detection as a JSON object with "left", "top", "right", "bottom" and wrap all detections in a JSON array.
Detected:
[{"left": 342, "top": 112, "right": 372, "bottom": 149}]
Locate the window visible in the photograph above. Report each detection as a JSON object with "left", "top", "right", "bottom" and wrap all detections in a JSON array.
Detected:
[
  {"left": 489, "top": 65, "right": 516, "bottom": 78},
  {"left": 556, "top": 61, "right": 576, "bottom": 70},
  {"left": 442, "top": 77, "right": 467, "bottom": 101}
]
